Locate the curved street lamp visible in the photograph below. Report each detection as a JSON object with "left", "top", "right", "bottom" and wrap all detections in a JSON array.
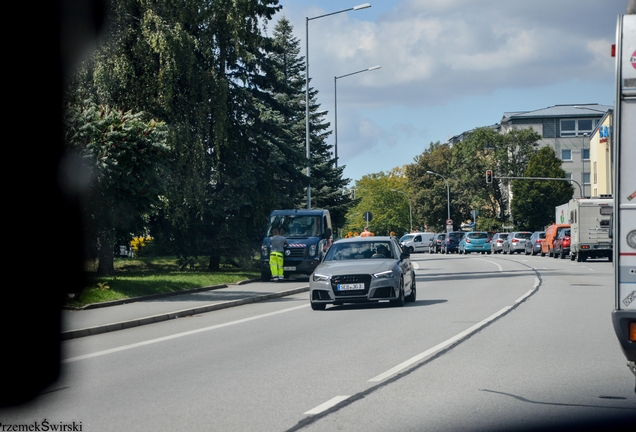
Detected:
[
  {"left": 391, "top": 189, "right": 412, "bottom": 233},
  {"left": 305, "top": 3, "right": 372, "bottom": 209},
  {"left": 426, "top": 171, "right": 451, "bottom": 231},
  {"left": 334, "top": 65, "right": 380, "bottom": 167}
]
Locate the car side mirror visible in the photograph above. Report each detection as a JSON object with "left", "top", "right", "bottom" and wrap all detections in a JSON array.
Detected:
[{"left": 323, "top": 227, "right": 332, "bottom": 239}]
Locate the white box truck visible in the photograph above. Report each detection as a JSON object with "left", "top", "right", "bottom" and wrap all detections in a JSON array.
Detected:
[
  {"left": 567, "top": 198, "right": 613, "bottom": 262},
  {"left": 555, "top": 203, "right": 569, "bottom": 225}
]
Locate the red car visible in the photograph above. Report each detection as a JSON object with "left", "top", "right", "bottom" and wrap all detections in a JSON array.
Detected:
[{"left": 553, "top": 228, "right": 571, "bottom": 259}]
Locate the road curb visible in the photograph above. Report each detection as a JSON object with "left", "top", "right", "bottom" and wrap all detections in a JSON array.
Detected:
[{"left": 61, "top": 286, "right": 309, "bottom": 341}]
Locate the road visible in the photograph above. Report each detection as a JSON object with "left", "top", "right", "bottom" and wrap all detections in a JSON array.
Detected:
[{"left": 2, "top": 252, "right": 635, "bottom": 431}]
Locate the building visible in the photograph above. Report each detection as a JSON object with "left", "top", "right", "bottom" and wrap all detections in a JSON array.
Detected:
[
  {"left": 589, "top": 109, "right": 613, "bottom": 198},
  {"left": 499, "top": 103, "right": 612, "bottom": 198}
]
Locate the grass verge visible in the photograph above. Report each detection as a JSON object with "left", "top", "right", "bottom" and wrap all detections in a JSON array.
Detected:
[{"left": 66, "top": 256, "right": 259, "bottom": 308}]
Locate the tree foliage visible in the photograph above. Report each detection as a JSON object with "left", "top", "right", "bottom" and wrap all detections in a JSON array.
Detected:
[
  {"left": 64, "top": 101, "right": 169, "bottom": 274},
  {"left": 344, "top": 168, "right": 411, "bottom": 236},
  {"left": 511, "top": 146, "right": 574, "bottom": 231}
]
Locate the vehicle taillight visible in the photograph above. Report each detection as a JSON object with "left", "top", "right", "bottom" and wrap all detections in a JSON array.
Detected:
[
  {"left": 466, "top": 238, "right": 471, "bottom": 243},
  {"left": 630, "top": 322, "right": 636, "bottom": 342},
  {"left": 512, "top": 239, "right": 518, "bottom": 243},
  {"left": 536, "top": 239, "right": 542, "bottom": 243},
  {"left": 497, "top": 239, "right": 503, "bottom": 243}
]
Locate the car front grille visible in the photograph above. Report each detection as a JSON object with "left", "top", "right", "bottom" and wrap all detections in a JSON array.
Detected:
[
  {"left": 285, "top": 247, "right": 305, "bottom": 258},
  {"left": 331, "top": 274, "right": 371, "bottom": 297}
]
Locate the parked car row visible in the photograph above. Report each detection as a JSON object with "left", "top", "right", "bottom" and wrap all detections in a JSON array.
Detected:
[{"left": 395, "top": 228, "right": 578, "bottom": 261}]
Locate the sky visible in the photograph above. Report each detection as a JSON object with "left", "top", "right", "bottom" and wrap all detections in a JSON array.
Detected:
[{"left": 270, "top": 0, "right": 627, "bottom": 184}]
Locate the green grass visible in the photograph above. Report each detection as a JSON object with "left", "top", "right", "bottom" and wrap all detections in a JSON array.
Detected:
[{"left": 67, "top": 256, "right": 259, "bottom": 308}]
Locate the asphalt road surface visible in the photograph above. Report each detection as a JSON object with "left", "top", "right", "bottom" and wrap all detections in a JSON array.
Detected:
[{"left": 2, "top": 252, "right": 635, "bottom": 431}]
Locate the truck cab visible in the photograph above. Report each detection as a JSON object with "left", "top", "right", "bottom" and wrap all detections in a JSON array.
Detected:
[{"left": 260, "top": 209, "right": 332, "bottom": 281}]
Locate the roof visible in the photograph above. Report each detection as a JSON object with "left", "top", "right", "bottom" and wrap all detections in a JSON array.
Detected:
[{"left": 503, "top": 104, "right": 612, "bottom": 121}]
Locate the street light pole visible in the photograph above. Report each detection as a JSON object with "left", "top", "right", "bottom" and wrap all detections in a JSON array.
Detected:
[
  {"left": 334, "top": 65, "right": 380, "bottom": 167},
  {"left": 391, "top": 189, "right": 412, "bottom": 233},
  {"left": 305, "top": 3, "right": 371, "bottom": 209},
  {"left": 426, "top": 171, "right": 450, "bottom": 231}
]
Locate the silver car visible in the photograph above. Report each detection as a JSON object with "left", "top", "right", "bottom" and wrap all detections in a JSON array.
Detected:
[
  {"left": 490, "top": 233, "right": 509, "bottom": 254},
  {"left": 503, "top": 231, "right": 533, "bottom": 254},
  {"left": 309, "top": 236, "right": 416, "bottom": 310}
]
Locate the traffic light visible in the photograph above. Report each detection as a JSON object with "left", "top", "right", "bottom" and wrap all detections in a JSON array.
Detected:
[{"left": 486, "top": 170, "right": 493, "bottom": 184}]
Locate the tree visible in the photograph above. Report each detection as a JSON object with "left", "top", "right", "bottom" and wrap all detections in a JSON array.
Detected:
[
  {"left": 406, "top": 142, "right": 456, "bottom": 232},
  {"left": 344, "top": 169, "right": 411, "bottom": 236},
  {"left": 64, "top": 101, "right": 169, "bottom": 275},
  {"left": 511, "top": 147, "right": 574, "bottom": 231}
]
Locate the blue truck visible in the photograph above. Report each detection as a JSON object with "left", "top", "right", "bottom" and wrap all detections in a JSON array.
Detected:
[{"left": 260, "top": 209, "right": 333, "bottom": 281}]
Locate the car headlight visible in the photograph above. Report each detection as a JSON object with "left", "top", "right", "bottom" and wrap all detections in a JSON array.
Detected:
[
  {"left": 309, "top": 244, "right": 317, "bottom": 256},
  {"left": 373, "top": 270, "right": 394, "bottom": 279},
  {"left": 313, "top": 273, "right": 330, "bottom": 282}
]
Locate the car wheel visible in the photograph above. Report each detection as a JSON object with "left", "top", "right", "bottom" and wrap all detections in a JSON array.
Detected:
[
  {"left": 553, "top": 249, "right": 559, "bottom": 259},
  {"left": 310, "top": 301, "right": 326, "bottom": 311},
  {"left": 540, "top": 251, "right": 545, "bottom": 257},
  {"left": 560, "top": 250, "right": 565, "bottom": 259},
  {"left": 391, "top": 280, "right": 405, "bottom": 307},
  {"left": 408, "top": 246, "right": 414, "bottom": 254},
  {"left": 570, "top": 252, "right": 576, "bottom": 261},
  {"left": 261, "top": 271, "right": 270, "bottom": 282},
  {"left": 406, "top": 275, "right": 416, "bottom": 303}
]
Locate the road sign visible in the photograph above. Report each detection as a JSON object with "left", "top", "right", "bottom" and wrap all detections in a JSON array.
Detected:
[
  {"left": 363, "top": 211, "right": 373, "bottom": 222},
  {"left": 446, "top": 219, "right": 453, "bottom": 225}
]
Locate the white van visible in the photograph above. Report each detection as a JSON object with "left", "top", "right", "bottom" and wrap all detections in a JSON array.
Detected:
[{"left": 399, "top": 232, "right": 435, "bottom": 253}]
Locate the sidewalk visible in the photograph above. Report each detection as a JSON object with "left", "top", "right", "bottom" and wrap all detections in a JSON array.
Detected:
[{"left": 61, "top": 279, "right": 310, "bottom": 340}]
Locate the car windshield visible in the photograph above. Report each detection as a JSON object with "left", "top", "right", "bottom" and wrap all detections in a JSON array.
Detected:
[
  {"left": 448, "top": 233, "right": 464, "bottom": 240},
  {"left": 325, "top": 241, "right": 394, "bottom": 261},
  {"left": 467, "top": 232, "right": 488, "bottom": 239},
  {"left": 399, "top": 235, "right": 414, "bottom": 242},
  {"left": 499, "top": 233, "right": 509, "bottom": 239},
  {"left": 266, "top": 215, "right": 320, "bottom": 238},
  {"left": 516, "top": 232, "right": 532, "bottom": 239}
]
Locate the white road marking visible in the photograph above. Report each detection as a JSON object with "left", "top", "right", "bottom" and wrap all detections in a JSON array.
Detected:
[
  {"left": 304, "top": 396, "right": 351, "bottom": 415},
  {"left": 473, "top": 258, "right": 503, "bottom": 272},
  {"left": 63, "top": 304, "right": 310, "bottom": 363},
  {"left": 368, "top": 277, "right": 540, "bottom": 382}
]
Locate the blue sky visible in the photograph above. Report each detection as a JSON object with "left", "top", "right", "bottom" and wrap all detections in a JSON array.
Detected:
[{"left": 272, "top": 0, "right": 626, "bottom": 184}]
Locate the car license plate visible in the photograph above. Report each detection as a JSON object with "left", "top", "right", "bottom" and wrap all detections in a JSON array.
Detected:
[
  {"left": 338, "top": 283, "right": 364, "bottom": 291},
  {"left": 283, "top": 266, "right": 296, "bottom": 271}
]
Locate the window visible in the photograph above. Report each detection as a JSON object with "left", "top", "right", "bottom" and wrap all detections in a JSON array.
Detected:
[
  {"left": 582, "top": 149, "right": 590, "bottom": 160},
  {"left": 561, "top": 149, "right": 572, "bottom": 160},
  {"left": 583, "top": 172, "right": 590, "bottom": 184},
  {"left": 565, "top": 172, "right": 572, "bottom": 179},
  {"left": 560, "top": 118, "right": 596, "bottom": 137}
]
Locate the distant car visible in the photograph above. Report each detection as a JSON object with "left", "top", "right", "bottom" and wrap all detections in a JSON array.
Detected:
[
  {"left": 309, "top": 236, "right": 416, "bottom": 310},
  {"left": 399, "top": 232, "right": 435, "bottom": 253},
  {"left": 428, "top": 233, "right": 446, "bottom": 253},
  {"left": 553, "top": 228, "right": 571, "bottom": 259},
  {"left": 458, "top": 231, "right": 491, "bottom": 254},
  {"left": 490, "top": 233, "right": 509, "bottom": 254},
  {"left": 503, "top": 231, "right": 532, "bottom": 254},
  {"left": 441, "top": 231, "right": 465, "bottom": 254},
  {"left": 524, "top": 231, "right": 545, "bottom": 255}
]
